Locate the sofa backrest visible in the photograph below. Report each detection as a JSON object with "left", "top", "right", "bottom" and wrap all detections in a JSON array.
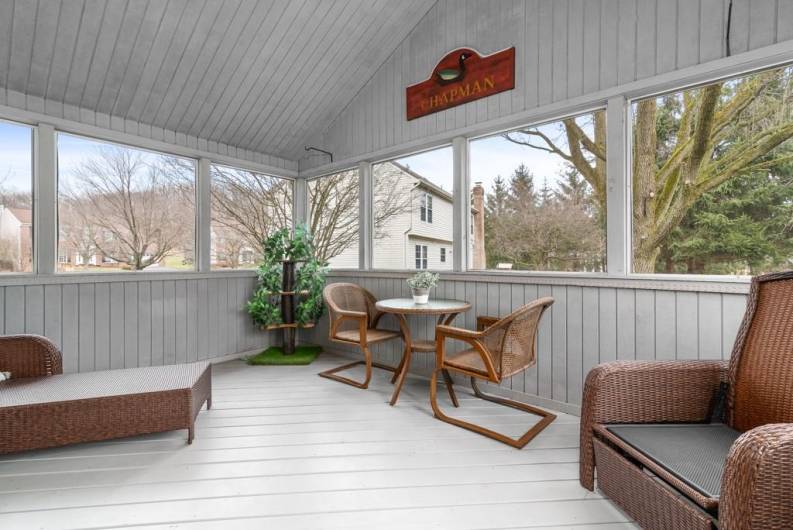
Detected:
[{"left": 728, "top": 271, "right": 793, "bottom": 432}]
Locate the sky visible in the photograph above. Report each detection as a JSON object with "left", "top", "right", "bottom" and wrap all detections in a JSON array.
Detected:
[
  {"left": 2, "top": 115, "right": 590, "bottom": 201},
  {"left": 392, "top": 118, "right": 585, "bottom": 196},
  {"left": 0, "top": 121, "right": 33, "bottom": 193}
]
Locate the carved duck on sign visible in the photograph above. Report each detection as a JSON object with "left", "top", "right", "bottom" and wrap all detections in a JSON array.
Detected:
[{"left": 436, "top": 52, "right": 472, "bottom": 84}]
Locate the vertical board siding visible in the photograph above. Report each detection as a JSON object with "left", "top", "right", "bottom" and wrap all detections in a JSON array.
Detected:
[
  {"left": 0, "top": 276, "right": 267, "bottom": 374},
  {"left": 301, "top": 0, "right": 793, "bottom": 173},
  {"left": 314, "top": 273, "right": 748, "bottom": 410}
]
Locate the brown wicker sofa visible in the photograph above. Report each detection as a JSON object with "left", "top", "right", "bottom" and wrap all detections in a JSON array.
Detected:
[
  {"left": 0, "top": 335, "right": 212, "bottom": 454},
  {"left": 580, "top": 271, "right": 793, "bottom": 529}
]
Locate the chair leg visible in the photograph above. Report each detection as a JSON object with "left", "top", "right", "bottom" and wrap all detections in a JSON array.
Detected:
[
  {"left": 318, "top": 346, "right": 396, "bottom": 389},
  {"left": 441, "top": 369, "right": 459, "bottom": 407},
  {"left": 430, "top": 370, "right": 555, "bottom": 449}
]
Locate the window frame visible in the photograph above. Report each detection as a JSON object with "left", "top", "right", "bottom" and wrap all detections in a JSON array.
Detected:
[
  {"left": 55, "top": 131, "right": 200, "bottom": 274},
  {"left": 306, "top": 167, "right": 362, "bottom": 271},
  {"left": 208, "top": 162, "right": 295, "bottom": 271},
  {"left": 624, "top": 61, "right": 793, "bottom": 280},
  {"left": 0, "top": 118, "right": 35, "bottom": 275},
  {"left": 465, "top": 107, "right": 610, "bottom": 275},
  {"left": 369, "top": 144, "right": 454, "bottom": 272}
]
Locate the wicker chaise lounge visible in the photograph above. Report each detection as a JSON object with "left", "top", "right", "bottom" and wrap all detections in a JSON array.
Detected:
[
  {"left": 0, "top": 335, "right": 212, "bottom": 454},
  {"left": 580, "top": 271, "right": 793, "bottom": 529}
]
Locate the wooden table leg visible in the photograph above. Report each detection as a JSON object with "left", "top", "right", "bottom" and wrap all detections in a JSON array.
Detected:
[{"left": 389, "top": 314, "right": 412, "bottom": 406}]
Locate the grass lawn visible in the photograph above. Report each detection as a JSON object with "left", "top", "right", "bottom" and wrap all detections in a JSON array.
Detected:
[{"left": 246, "top": 345, "right": 322, "bottom": 365}]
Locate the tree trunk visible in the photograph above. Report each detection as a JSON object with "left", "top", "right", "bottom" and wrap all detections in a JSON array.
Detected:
[{"left": 633, "top": 244, "right": 660, "bottom": 273}]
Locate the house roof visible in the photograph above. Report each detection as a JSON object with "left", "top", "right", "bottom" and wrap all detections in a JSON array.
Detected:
[
  {"left": 389, "top": 161, "right": 453, "bottom": 203},
  {"left": 7, "top": 208, "right": 32, "bottom": 225}
]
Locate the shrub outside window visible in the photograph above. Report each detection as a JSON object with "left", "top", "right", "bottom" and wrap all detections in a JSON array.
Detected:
[
  {"left": 0, "top": 120, "right": 33, "bottom": 273},
  {"left": 372, "top": 146, "right": 453, "bottom": 270},
  {"left": 57, "top": 133, "right": 196, "bottom": 272},
  {"left": 631, "top": 64, "right": 793, "bottom": 275},
  {"left": 308, "top": 169, "right": 359, "bottom": 269},
  {"left": 210, "top": 164, "right": 292, "bottom": 269},
  {"left": 469, "top": 110, "right": 607, "bottom": 272}
]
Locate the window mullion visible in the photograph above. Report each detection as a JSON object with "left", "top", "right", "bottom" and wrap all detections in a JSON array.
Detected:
[
  {"left": 35, "top": 123, "right": 57, "bottom": 275},
  {"left": 358, "top": 161, "right": 372, "bottom": 270},
  {"left": 197, "top": 157, "right": 212, "bottom": 272},
  {"left": 452, "top": 136, "right": 468, "bottom": 272},
  {"left": 606, "top": 96, "right": 629, "bottom": 276}
]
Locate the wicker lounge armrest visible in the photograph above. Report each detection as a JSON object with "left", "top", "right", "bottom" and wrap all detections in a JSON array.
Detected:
[
  {"left": 720, "top": 423, "right": 793, "bottom": 529},
  {"left": 0, "top": 335, "right": 63, "bottom": 379},
  {"left": 580, "top": 359, "right": 726, "bottom": 490}
]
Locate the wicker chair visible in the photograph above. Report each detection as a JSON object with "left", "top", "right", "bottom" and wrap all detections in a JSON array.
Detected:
[
  {"left": 318, "top": 283, "right": 402, "bottom": 389},
  {"left": 580, "top": 271, "right": 793, "bottom": 530},
  {"left": 0, "top": 334, "right": 63, "bottom": 378},
  {"left": 431, "top": 297, "right": 556, "bottom": 448}
]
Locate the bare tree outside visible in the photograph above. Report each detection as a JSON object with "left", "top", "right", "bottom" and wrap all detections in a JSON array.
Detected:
[
  {"left": 308, "top": 170, "right": 360, "bottom": 264},
  {"left": 58, "top": 140, "right": 196, "bottom": 271},
  {"left": 309, "top": 167, "right": 414, "bottom": 265},
  {"left": 210, "top": 164, "right": 293, "bottom": 269}
]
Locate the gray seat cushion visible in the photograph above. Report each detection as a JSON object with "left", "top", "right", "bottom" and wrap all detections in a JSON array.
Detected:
[{"left": 606, "top": 423, "right": 741, "bottom": 498}]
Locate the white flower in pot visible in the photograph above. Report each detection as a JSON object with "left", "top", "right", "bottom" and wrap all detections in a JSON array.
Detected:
[{"left": 407, "top": 271, "right": 439, "bottom": 304}]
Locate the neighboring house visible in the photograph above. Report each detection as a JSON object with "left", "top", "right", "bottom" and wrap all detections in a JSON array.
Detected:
[
  {"left": 0, "top": 206, "right": 32, "bottom": 272},
  {"left": 328, "top": 162, "right": 482, "bottom": 271}
]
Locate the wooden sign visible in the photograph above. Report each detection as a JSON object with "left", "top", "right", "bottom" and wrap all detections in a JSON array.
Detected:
[{"left": 406, "top": 47, "right": 515, "bottom": 120}]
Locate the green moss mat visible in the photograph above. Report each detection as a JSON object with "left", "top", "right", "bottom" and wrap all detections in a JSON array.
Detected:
[{"left": 246, "top": 345, "right": 322, "bottom": 366}]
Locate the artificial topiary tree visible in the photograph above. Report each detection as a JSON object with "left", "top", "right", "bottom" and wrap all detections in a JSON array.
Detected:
[{"left": 246, "top": 224, "right": 327, "bottom": 358}]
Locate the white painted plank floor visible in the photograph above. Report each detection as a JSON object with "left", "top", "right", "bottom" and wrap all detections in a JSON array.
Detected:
[{"left": 0, "top": 354, "right": 636, "bottom": 530}]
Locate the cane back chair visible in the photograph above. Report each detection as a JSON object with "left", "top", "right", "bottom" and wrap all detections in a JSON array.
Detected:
[
  {"left": 580, "top": 271, "right": 793, "bottom": 530},
  {"left": 431, "top": 297, "right": 556, "bottom": 448},
  {"left": 318, "top": 283, "right": 402, "bottom": 389}
]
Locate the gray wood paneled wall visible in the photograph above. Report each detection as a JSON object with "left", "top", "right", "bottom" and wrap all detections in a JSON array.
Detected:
[
  {"left": 301, "top": 0, "right": 793, "bottom": 172},
  {"left": 0, "top": 274, "right": 267, "bottom": 374},
  {"left": 311, "top": 273, "right": 749, "bottom": 412}
]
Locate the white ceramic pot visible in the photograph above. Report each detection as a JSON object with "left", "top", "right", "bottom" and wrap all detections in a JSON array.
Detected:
[{"left": 411, "top": 288, "right": 429, "bottom": 304}]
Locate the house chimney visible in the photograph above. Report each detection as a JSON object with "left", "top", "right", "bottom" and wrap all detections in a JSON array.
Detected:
[{"left": 471, "top": 182, "right": 486, "bottom": 269}]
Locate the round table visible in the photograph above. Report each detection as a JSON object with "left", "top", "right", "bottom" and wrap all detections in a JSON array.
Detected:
[{"left": 375, "top": 298, "right": 471, "bottom": 406}]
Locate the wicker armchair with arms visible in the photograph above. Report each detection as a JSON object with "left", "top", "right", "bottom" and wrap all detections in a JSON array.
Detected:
[
  {"left": 431, "top": 297, "right": 556, "bottom": 448},
  {"left": 580, "top": 271, "right": 793, "bottom": 530},
  {"left": 318, "top": 283, "right": 403, "bottom": 389}
]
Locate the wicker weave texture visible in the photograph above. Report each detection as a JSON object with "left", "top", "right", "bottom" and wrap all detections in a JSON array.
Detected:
[
  {"left": 442, "top": 297, "right": 554, "bottom": 381},
  {"left": 728, "top": 275, "right": 793, "bottom": 432},
  {"left": 323, "top": 283, "right": 378, "bottom": 335},
  {"left": 593, "top": 438, "right": 714, "bottom": 530},
  {"left": 720, "top": 423, "right": 793, "bottom": 529},
  {"left": 0, "top": 335, "right": 63, "bottom": 378},
  {"left": 579, "top": 360, "right": 725, "bottom": 490},
  {"left": 0, "top": 336, "right": 212, "bottom": 454}
]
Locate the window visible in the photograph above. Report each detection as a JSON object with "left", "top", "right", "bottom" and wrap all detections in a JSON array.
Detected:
[
  {"left": 308, "top": 168, "right": 359, "bottom": 268},
  {"left": 420, "top": 193, "right": 433, "bottom": 223},
  {"left": 57, "top": 134, "right": 196, "bottom": 272},
  {"left": 631, "top": 64, "right": 793, "bottom": 275},
  {"left": 440, "top": 247, "right": 446, "bottom": 262},
  {"left": 372, "top": 146, "right": 453, "bottom": 270},
  {"left": 415, "top": 244, "right": 428, "bottom": 269},
  {"left": 210, "top": 164, "right": 293, "bottom": 269},
  {"left": 0, "top": 120, "right": 33, "bottom": 273},
  {"left": 469, "top": 110, "right": 607, "bottom": 272}
]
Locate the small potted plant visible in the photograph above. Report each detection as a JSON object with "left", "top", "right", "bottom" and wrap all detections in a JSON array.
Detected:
[{"left": 407, "top": 271, "right": 439, "bottom": 304}]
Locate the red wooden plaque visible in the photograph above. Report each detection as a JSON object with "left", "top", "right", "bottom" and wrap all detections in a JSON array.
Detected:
[{"left": 406, "top": 47, "right": 515, "bottom": 121}]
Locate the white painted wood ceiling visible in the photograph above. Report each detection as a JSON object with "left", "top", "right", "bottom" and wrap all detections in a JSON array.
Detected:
[{"left": 0, "top": 0, "right": 435, "bottom": 162}]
